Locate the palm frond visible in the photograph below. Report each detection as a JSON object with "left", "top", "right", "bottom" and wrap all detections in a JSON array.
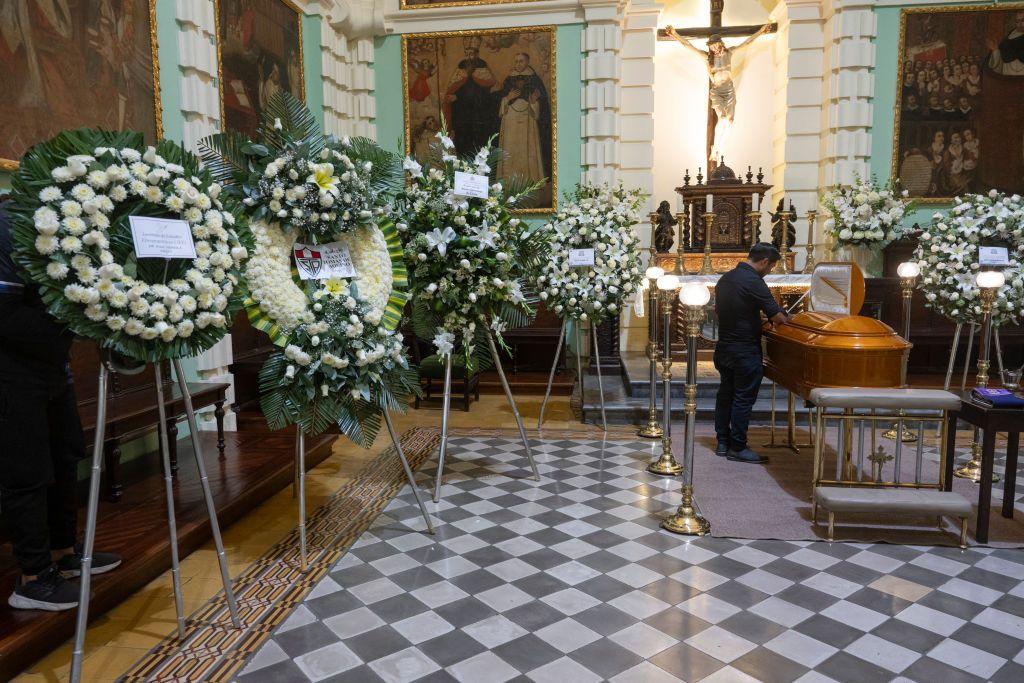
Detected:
[
  {"left": 199, "top": 131, "right": 256, "bottom": 186},
  {"left": 258, "top": 91, "right": 324, "bottom": 157},
  {"left": 343, "top": 137, "right": 404, "bottom": 195}
]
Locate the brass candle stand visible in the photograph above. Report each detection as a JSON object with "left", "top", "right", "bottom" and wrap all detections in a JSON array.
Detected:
[
  {"left": 955, "top": 280, "right": 1000, "bottom": 482},
  {"left": 803, "top": 210, "right": 818, "bottom": 273},
  {"left": 674, "top": 212, "right": 688, "bottom": 276},
  {"left": 648, "top": 280, "right": 683, "bottom": 475},
  {"left": 639, "top": 268, "right": 663, "bottom": 439},
  {"left": 663, "top": 286, "right": 711, "bottom": 535},
  {"left": 747, "top": 209, "right": 762, "bottom": 249},
  {"left": 698, "top": 212, "right": 715, "bottom": 275},
  {"left": 884, "top": 265, "right": 919, "bottom": 442},
  {"left": 778, "top": 210, "right": 793, "bottom": 274}
]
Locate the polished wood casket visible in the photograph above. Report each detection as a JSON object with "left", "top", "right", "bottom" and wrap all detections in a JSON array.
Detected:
[
  {"left": 764, "top": 312, "right": 911, "bottom": 399},
  {"left": 762, "top": 262, "right": 911, "bottom": 399}
]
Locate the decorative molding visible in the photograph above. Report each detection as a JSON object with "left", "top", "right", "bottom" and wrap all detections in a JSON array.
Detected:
[{"left": 384, "top": 0, "right": 587, "bottom": 33}]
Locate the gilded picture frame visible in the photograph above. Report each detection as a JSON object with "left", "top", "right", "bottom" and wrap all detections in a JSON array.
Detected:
[
  {"left": 215, "top": 0, "right": 306, "bottom": 138},
  {"left": 400, "top": 0, "right": 544, "bottom": 10},
  {"left": 402, "top": 26, "right": 558, "bottom": 214},
  {"left": 891, "top": 4, "right": 1024, "bottom": 203},
  {"left": 0, "top": 0, "right": 163, "bottom": 172}
]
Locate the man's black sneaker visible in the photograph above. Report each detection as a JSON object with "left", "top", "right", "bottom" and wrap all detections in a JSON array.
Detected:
[
  {"left": 727, "top": 448, "right": 769, "bottom": 464},
  {"left": 715, "top": 441, "right": 730, "bottom": 457},
  {"left": 56, "top": 544, "right": 122, "bottom": 578},
  {"left": 8, "top": 565, "right": 80, "bottom": 611}
]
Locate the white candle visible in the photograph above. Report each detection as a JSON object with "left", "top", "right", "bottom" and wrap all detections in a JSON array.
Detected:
[
  {"left": 752, "top": 193, "right": 760, "bottom": 211},
  {"left": 706, "top": 194, "right": 713, "bottom": 212}
]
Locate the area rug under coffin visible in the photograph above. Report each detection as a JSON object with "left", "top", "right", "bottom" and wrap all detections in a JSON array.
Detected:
[{"left": 672, "top": 428, "right": 1024, "bottom": 547}]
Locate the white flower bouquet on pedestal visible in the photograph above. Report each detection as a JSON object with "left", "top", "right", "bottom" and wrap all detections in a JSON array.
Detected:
[
  {"left": 915, "top": 190, "right": 1024, "bottom": 327},
  {"left": 7, "top": 129, "right": 251, "bottom": 362},
  {"left": 822, "top": 176, "right": 912, "bottom": 248},
  {"left": 396, "top": 132, "right": 548, "bottom": 362},
  {"left": 538, "top": 183, "right": 645, "bottom": 325}
]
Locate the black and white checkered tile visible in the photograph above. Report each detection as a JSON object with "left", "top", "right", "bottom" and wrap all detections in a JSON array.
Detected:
[{"left": 237, "top": 437, "right": 1024, "bottom": 682}]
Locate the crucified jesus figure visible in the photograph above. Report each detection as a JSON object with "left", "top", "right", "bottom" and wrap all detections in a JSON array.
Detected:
[{"left": 665, "top": 24, "right": 771, "bottom": 166}]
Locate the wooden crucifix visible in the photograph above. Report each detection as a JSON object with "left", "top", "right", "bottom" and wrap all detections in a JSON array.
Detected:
[{"left": 658, "top": 0, "right": 776, "bottom": 172}]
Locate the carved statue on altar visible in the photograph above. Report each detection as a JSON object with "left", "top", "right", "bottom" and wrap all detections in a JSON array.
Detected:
[
  {"left": 665, "top": 24, "right": 772, "bottom": 163},
  {"left": 654, "top": 200, "right": 675, "bottom": 253},
  {"left": 769, "top": 198, "right": 797, "bottom": 250}
]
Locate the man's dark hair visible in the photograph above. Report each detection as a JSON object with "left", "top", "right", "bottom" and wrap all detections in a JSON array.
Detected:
[{"left": 748, "top": 242, "right": 781, "bottom": 264}]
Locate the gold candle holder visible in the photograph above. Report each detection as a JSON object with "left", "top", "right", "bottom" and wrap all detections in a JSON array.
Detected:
[
  {"left": 778, "top": 210, "right": 793, "bottom": 274},
  {"left": 663, "top": 291, "right": 711, "bottom": 535},
  {"left": 883, "top": 269, "right": 919, "bottom": 443},
  {"left": 698, "top": 212, "right": 715, "bottom": 275},
  {"left": 639, "top": 273, "right": 663, "bottom": 439},
  {"left": 804, "top": 210, "right": 818, "bottom": 273},
  {"left": 956, "top": 283, "right": 1000, "bottom": 482},
  {"left": 648, "top": 212, "right": 658, "bottom": 256},
  {"left": 748, "top": 210, "right": 762, "bottom": 249},
  {"left": 673, "top": 212, "right": 688, "bottom": 276},
  {"left": 648, "top": 285, "right": 683, "bottom": 475}
]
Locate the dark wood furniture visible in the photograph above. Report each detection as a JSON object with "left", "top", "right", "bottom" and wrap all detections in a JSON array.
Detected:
[
  {"left": 229, "top": 309, "right": 276, "bottom": 412},
  {"left": 0, "top": 428, "right": 336, "bottom": 681},
  {"left": 942, "top": 393, "right": 1022, "bottom": 544},
  {"left": 503, "top": 302, "right": 565, "bottom": 374},
  {"left": 70, "top": 341, "right": 230, "bottom": 502},
  {"left": 674, "top": 164, "right": 771, "bottom": 252},
  {"left": 409, "top": 337, "right": 480, "bottom": 412}
]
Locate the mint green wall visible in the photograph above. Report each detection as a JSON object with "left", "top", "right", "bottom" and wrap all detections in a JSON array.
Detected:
[
  {"left": 303, "top": 14, "right": 325, "bottom": 130},
  {"left": 373, "top": 24, "right": 585, "bottom": 219}
]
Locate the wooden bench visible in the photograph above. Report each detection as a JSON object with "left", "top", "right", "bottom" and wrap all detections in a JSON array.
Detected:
[{"left": 814, "top": 486, "right": 971, "bottom": 547}]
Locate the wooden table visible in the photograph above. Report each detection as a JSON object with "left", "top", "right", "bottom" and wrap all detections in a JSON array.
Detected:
[{"left": 943, "top": 393, "right": 1022, "bottom": 543}]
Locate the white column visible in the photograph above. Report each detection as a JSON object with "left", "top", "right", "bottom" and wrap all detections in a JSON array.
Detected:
[
  {"left": 581, "top": 0, "right": 627, "bottom": 187},
  {"left": 176, "top": 0, "right": 238, "bottom": 430},
  {"left": 771, "top": 0, "right": 825, "bottom": 270},
  {"left": 820, "top": 0, "right": 876, "bottom": 189},
  {"left": 318, "top": 0, "right": 383, "bottom": 140}
]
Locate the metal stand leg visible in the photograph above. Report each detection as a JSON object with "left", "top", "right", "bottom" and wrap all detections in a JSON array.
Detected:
[
  {"left": 70, "top": 363, "right": 110, "bottom": 683},
  {"left": 591, "top": 324, "right": 607, "bottom": 432},
  {"left": 960, "top": 323, "right": 977, "bottom": 391},
  {"left": 384, "top": 410, "right": 434, "bottom": 534},
  {"left": 433, "top": 354, "right": 453, "bottom": 504},
  {"left": 153, "top": 366, "right": 186, "bottom": 639},
  {"left": 938, "top": 323, "right": 963, "bottom": 439},
  {"left": 537, "top": 320, "right": 567, "bottom": 430},
  {"left": 172, "top": 359, "right": 241, "bottom": 628},
  {"left": 486, "top": 330, "right": 540, "bottom": 481},
  {"left": 574, "top": 324, "right": 584, "bottom": 425},
  {"left": 297, "top": 430, "right": 307, "bottom": 572}
]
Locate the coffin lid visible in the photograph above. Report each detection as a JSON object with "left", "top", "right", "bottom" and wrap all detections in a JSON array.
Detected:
[
  {"left": 777, "top": 311, "right": 912, "bottom": 350},
  {"left": 809, "top": 262, "right": 865, "bottom": 315}
]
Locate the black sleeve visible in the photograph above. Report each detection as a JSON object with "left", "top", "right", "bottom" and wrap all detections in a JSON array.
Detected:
[
  {"left": 0, "top": 208, "right": 73, "bottom": 351},
  {"left": 749, "top": 276, "right": 784, "bottom": 319}
]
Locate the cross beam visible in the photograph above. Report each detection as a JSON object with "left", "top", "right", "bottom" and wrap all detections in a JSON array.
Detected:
[{"left": 656, "top": 24, "right": 777, "bottom": 41}]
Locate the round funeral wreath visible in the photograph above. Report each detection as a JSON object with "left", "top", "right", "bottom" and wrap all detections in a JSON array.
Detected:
[
  {"left": 537, "top": 183, "right": 645, "bottom": 324},
  {"left": 914, "top": 190, "right": 1024, "bottom": 327},
  {"left": 8, "top": 129, "right": 250, "bottom": 362},
  {"left": 201, "top": 92, "right": 416, "bottom": 442}
]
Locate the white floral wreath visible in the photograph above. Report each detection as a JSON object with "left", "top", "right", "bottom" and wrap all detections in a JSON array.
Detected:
[
  {"left": 536, "top": 184, "right": 645, "bottom": 323},
  {"left": 915, "top": 190, "right": 1024, "bottom": 326},
  {"left": 10, "top": 137, "right": 248, "bottom": 361}
]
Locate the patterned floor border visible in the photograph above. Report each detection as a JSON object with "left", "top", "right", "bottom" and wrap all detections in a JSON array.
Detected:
[{"left": 117, "top": 427, "right": 442, "bottom": 683}]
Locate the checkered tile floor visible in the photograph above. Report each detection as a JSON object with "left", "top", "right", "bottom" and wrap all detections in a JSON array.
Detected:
[{"left": 237, "top": 437, "right": 1024, "bottom": 682}]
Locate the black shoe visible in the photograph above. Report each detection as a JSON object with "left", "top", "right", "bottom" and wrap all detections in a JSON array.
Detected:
[
  {"left": 56, "top": 544, "right": 122, "bottom": 578},
  {"left": 715, "top": 441, "right": 730, "bottom": 457},
  {"left": 8, "top": 565, "right": 80, "bottom": 611},
  {"left": 727, "top": 448, "right": 769, "bottom": 464}
]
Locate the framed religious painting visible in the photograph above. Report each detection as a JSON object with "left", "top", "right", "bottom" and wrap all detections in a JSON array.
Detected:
[
  {"left": 215, "top": 0, "right": 305, "bottom": 137},
  {"left": 893, "top": 5, "right": 1024, "bottom": 201},
  {"left": 402, "top": 26, "right": 557, "bottom": 213},
  {"left": 0, "top": 0, "right": 161, "bottom": 171}
]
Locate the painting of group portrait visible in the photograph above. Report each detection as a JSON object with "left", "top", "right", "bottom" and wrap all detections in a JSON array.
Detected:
[
  {"left": 0, "top": 0, "right": 160, "bottom": 169},
  {"left": 216, "top": 0, "right": 304, "bottom": 137},
  {"left": 894, "top": 6, "right": 1024, "bottom": 199},
  {"left": 403, "top": 27, "right": 557, "bottom": 212}
]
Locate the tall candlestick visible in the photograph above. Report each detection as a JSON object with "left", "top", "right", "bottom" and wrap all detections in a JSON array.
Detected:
[
  {"left": 706, "top": 194, "right": 713, "bottom": 211},
  {"left": 699, "top": 212, "right": 715, "bottom": 275}
]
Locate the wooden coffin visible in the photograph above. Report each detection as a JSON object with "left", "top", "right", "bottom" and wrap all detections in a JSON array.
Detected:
[{"left": 763, "top": 311, "right": 911, "bottom": 399}]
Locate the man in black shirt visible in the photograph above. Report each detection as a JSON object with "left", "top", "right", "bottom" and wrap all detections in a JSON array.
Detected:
[
  {"left": 0, "top": 203, "right": 121, "bottom": 611},
  {"left": 713, "top": 243, "right": 790, "bottom": 463}
]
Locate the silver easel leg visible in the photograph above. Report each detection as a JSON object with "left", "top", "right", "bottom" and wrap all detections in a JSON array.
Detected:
[
  {"left": 172, "top": 359, "right": 241, "bottom": 628},
  {"left": 70, "top": 363, "right": 110, "bottom": 683},
  {"left": 994, "top": 326, "right": 1005, "bottom": 382},
  {"left": 574, "top": 324, "right": 584, "bottom": 425},
  {"left": 153, "top": 366, "right": 186, "bottom": 639},
  {"left": 591, "top": 324, "right": 608, "bottom": 432},
  {"left": 960, "top": 323, "right": 977, "bottom": 391},
  {"left": 384, "top": 410, "right": 434, "bottom": 534},
  {"left": 433, "top": 354, "right": 453, "bottom": 503},
  {"left": 939, "top": 322, "right": 963, "bottom": 439},
  {"left": 297, "top": 429, "right": 307, "bottom": 572},
  {"left": 486, "top": 330, "right": 540, "bottom": 481},
  {"left": 537, "top": 319, "right": 567, "bottom": 430}
]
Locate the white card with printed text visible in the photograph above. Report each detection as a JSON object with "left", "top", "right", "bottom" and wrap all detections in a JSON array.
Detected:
[
  {"left": 568, "top": 248, "right": 596, "bottom": 267},
  {"left": 979, "top": 246, "right": 1010, "bottom": 266},
  {"left": 294, "top": 241, "right": 356, "bottom": 280},
  {"left": 129, "top": 216, "right": 197, "bottom": 259},
  {"left": 453, "top": 171, "right": 489, "bottom": 199}
]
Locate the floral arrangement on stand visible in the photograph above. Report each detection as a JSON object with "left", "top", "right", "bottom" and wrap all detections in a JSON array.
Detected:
[
  {"left": 396, "top": 132, "right": 548, "bottom": 362},
  {"left": 201, "top": 92, "right": 417, "bottom": 442},
  {"left": 914, "top": 190, "right": 1024, "bottom": 327},
  {"left": 536, "top": 183, "right": 645, "bottom": 325},
  {"left": 7, "top": 129, "right": 250, "bottom": 362},
  {"left": 822, "top": 176, "right": 912, "bottom": 248}
]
